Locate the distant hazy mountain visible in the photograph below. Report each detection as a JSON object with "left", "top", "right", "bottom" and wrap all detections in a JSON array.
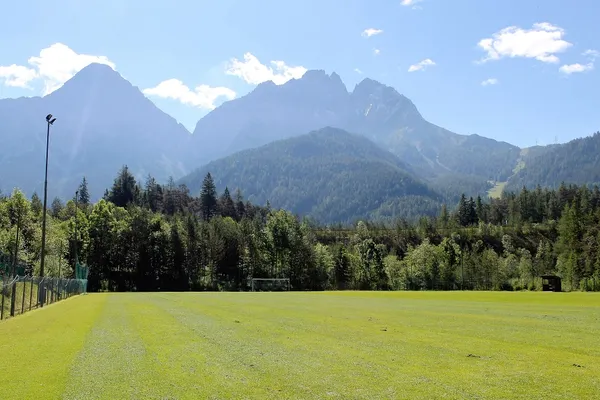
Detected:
[
  {"left": 0, "top": 63, "right": 191, "bottom": 200},
  {"left": 180, "top": 127, "right": 443, "bottom": 223},
  {"left": 189, "top": 70, "right": 521, "bottom": 184}
]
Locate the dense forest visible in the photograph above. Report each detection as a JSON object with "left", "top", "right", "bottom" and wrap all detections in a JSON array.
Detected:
[{"left": 2, "top": 166, "right": 600, "bottom": 292}]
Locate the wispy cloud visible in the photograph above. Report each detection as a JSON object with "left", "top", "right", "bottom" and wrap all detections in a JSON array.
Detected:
[
  {"left": 408, "top": 58, "right": 435, "bottom": 72},
  {"left": 0, "top": 65, "right": 37, "bottom": 89},
  {"left": 143, "top": 79, "right": 236, "bottom": 109},
  {"left": 354, "top": 68, "right": 363, "bottom": 74},
  {"left": 401, "top": 0, "right": 423, "bottom": 9},
  {"left": 559, "top": 63, "right": 593, "bottom": 74},
  {"left": 226, "top": 52, "right": 306, "bottom": 85},
  {"left": 583, "top": 49, "right": 599, "bottom": 59},
  {"left": 477, "top": 23, "right": 571, "bottom": 64},
  {"left": 362, "top": 28, "right": 383, "bottom": 38},
  {"left": 481, "top": 78, "right": 499, "bottom": 86},
  {"left": 373, "top": 48, "right": 381, "bottom": 56},
  {"left": 559, "top": 49, "right": 598, "bottom": 74},
  {"left": 0, "top": 43, "right": 116, "bottom": 94}
]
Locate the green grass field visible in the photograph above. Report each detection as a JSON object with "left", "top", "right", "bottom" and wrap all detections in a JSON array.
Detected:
[{"left": 0, "top": 292, "right": 599, "bottom": 399}]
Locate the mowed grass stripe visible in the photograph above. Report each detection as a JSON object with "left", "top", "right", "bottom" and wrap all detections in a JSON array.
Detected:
[
  {"left": 135, "top": 293, "right": 335, "bottom": 399},
  {"left": 62, "top": 294, "right": 156, "bottom": 400},
  {"left": 0, "top": 294, "right": 106, "bottom": 399}
]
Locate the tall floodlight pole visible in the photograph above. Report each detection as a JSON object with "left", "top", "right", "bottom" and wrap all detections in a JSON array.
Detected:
[
  {"left": 74, "top": 190, "right": 79, "bottom": 270},
  {"left": 39, "top": 114, "right": 56, "bottom": 307},
  {"left": 10, "top": 209, "right": 21, "bottom": 316}
]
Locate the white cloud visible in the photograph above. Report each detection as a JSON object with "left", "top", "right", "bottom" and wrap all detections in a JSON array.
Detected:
[
  {"left": 0, "top": 64, "right": 37, "bottom": 88},
  {"left": 481, "top": 78, "right": 499, "bottom": 86},
  {"left": 29, "top": 43, "right": 116, "bottom": 94},
  {"left": 226, "top": 52, "right": 306, "bottom": 85},
  {"left": 559, "top": 63, "right": 594, "bottom": 74},
  {"left": 477, "top": 23, "right": 571, "bottom": 64},
  {"left": 583, "top": 49, "right": 599, "bottom": 59},
  {"left": 354, "top": 68, "right": 363, "bottom": 74},
  {"left": 373, "top": 48, "right": 381, "bottom": 56},
  {"left": 401, "top": 0, "right": 423, "bottom": 8},
  {"left": 0, "top": 43, "right": 116, "bottom": 95},
  {"left": 362, "top": 28, "right": 383, "bottom": 38},
  {"left": 408, "top": 58, "right": 435, "bottom": 72},
  {"left": 143, "top": 79, "right": 236, "bottom": 109},
  {"left": 558, "top": 49, "right": 599, "bottom": 74}
]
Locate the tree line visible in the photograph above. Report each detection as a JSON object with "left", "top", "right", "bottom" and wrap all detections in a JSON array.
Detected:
[{"left": 1, "top": 166, "right": 599, "bottom": 292}]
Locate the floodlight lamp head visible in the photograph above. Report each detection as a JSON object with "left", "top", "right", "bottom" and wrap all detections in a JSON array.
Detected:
[
  {"left": 46, "top": 114, "right": 53, "bottom": 122},
  {"left": 49, "top": 118, "right": 56, "bottom": 125}
]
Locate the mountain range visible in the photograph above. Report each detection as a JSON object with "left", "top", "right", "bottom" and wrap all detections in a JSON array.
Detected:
[{"left": 0, "top": 62, "right": 598, "bottom": 222}]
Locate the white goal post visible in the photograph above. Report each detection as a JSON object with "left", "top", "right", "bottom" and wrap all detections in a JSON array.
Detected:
[{"left": 250, "top": 278, "right": 291, "bottom": 292}]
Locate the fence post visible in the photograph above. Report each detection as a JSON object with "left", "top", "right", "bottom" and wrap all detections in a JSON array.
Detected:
[
  {"left": 37, "top": 278, "right": 43, "bottom": 308},
  {"left": 21, "top": 277, "right": 26, "bottom": 314},
  {"left": 10, "top": 278, "right": 17, "bottom": 317},
  {"left": 1, "top": 276, "right": 5, "bottom": 320},
  {"left": 29, "top": 277, "right": 34, "bottom": 311}
]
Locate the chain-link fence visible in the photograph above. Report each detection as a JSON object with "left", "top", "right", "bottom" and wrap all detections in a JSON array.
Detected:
[{"left": 0, "top": 275, "right": 88, "bottom": 321}]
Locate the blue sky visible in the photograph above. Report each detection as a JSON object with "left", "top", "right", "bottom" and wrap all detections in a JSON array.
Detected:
[{"left": 1, "top": 0, "right": 598, "bottom": 147}]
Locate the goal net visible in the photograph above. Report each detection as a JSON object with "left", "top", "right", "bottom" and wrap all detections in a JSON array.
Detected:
[{"left": 250, "top": 278, "right": 291, "bottom": 292}]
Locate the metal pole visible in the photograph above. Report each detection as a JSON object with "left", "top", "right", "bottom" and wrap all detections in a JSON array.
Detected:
[
  {"left": 461, "top": 253, "right": 464, "bottom": 290},
  {"left": 58, "top": 241, "right": 62, "bottom": 301},
  {"left": 74, "top": 190, "right": 79, "bottom": 272},
  {"left": 39, "top": 119, "right": 51, "bottom": 307},
  {"left": 10, "top": 210, "right": 21, "bottom": 316},
  {"left": 12, "top": 210, "right": 21, "bottom": 273}
]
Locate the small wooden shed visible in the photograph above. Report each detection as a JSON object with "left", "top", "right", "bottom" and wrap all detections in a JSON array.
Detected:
[{"left": 541, "top": 275, "right": 562, "bottom": 292}]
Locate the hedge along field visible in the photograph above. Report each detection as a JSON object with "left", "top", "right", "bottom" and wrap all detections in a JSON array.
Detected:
[{"left": 0, "top": 292, "right": 599, "bottom": 399}]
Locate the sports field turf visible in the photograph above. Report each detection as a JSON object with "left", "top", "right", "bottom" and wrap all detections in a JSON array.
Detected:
[{"left": 0, "top": 292, "right": 599, "bottom": 399}]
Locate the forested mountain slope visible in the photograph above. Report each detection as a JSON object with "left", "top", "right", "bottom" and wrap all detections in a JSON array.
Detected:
[
  {"left": 180, "top": 127, "right": 443, "bottom": 223},
  {"left": 505, "top": 132, "right": 600, "bottom": 192}
]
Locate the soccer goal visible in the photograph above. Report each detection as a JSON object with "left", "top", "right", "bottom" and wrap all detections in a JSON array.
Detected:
[{"left": 250, "top": 278, "right": 291, "bottom": 292}]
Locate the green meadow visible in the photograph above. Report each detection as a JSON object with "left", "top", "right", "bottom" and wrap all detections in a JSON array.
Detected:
[{"left": 0, "top": 292, "right": 598, "bottom": 399}]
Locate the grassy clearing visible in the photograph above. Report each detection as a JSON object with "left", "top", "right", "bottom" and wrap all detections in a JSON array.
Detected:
[
  {"left": 488, "top": 181, "right": 507, "bottom": 199},
  {"left": 0, "top": 292, "right": 599, "bottom": 399}
]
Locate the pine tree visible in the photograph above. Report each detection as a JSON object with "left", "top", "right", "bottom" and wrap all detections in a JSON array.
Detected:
[
  {"left": 334, "top": 245, "right": 351, "bottom": 289},
  {"left": 108, "top": 165, "right": 137, "bottom": 207},
  {"left": 457, "top": 194, "right": 477, "bottom": 226},
  {"left": 234, "top": 188, "right": 246, "bottom": 220},
  {"left": 439, "top": 203, "right": 449, "bottom": 229},
  {"left": 78, "top": 177, "right": 90, "bottom": 206},
  {"left": 219, "top": 187, "right": 237, "bottom": 220},
  {"left": 200, "top": 172, "right": 217, "bottom": 221},
  {"left": 468, "top": 197, "right": 477, "bottom": 225},
  {"left": 50, "top": 197, "right": 64, "bottom": 218},
  {"left": 475, "top": 195, "right": 486, "bottom": 223},
  {"left": 163, "top": 176, "right": 177, "bottom": 215},
  {"left": 143, "top": 175, "right": 163, "bottom": 212},
  {"left": 31, "top": 192, "right": 42, "bottom": 216}
]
